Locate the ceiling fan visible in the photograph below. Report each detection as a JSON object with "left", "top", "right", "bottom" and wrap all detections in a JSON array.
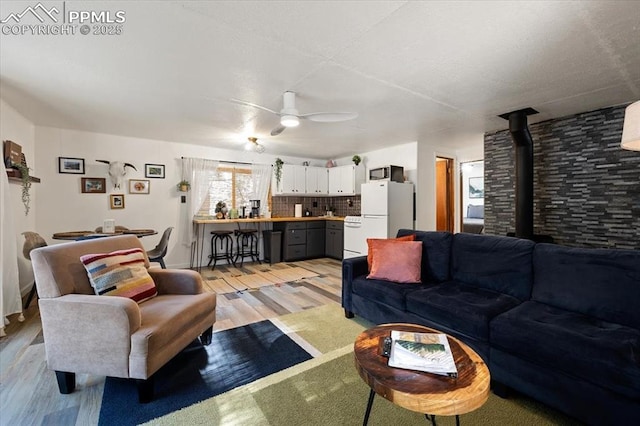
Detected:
[
  {"left": 232, "top": 91, "right": 358, "bottom": 136},
  {"left": 245, "top": 137, "right": 265, "bottom": 153}
]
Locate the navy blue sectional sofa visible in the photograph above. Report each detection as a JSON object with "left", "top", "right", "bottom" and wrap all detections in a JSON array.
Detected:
[{"left": 342, "top": 230, "right": 640, "bottom": 425}]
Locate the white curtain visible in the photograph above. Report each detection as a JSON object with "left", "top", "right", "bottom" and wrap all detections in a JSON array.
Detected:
[
  {"left": 1, "top": 169, "right": 22, "bottom": 337},
  {"left": 251, "top": 164, "right": 272, "bottom": 216},
  {"left": 181, "top": 157, "right": 219, "bottom": 247}
]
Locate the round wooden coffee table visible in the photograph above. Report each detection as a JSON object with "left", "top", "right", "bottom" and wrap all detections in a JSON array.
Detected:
[{"left": 354, "top": 323, "right": 490, "bottom": 425}]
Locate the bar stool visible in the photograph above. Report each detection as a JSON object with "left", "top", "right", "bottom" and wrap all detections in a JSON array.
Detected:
[
  {"left": 208, "top": 230, "right": 235, "bottom": 269},
  {"left": 234, "top": 229, "right": 261, "bottom": 267}
]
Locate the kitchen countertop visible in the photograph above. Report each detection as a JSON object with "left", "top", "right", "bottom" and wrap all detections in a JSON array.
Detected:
[{"left": 193, "top": 216, "right": 345, "bottom": 224}]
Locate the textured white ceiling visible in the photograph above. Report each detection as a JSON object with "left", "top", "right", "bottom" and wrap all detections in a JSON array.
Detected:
[{"left": 1, "top": 1, "right": 638, "bottom": 158}]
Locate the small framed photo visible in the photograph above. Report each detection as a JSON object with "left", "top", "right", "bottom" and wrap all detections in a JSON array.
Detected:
[
  {"left": 145, "top": 163, "right": 165, "bottom": 178},
  {"left": 81, "top": 177, "right": 106, "bottom": 193},
  {"left": 110, "top": 194, "right": 125, "bottom": 209},
  {"left": 129, "top": 179, "right": 150, "bottom": 194},
  {"left": 469, "top": 177, "right": 484, "bottom": 198},
  {"left": 59, "top": 157, "right": 85, "bottom": 174}
]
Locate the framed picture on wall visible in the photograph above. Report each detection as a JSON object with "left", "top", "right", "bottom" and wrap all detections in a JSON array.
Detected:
[
  {"left": 129, "top": 179, "right": 150, "bottom": 194},
  {"left": 145, "top": 163, "right": 165, "bottom": 178},
  {"left": 58, "top": 157, "right": 85, "bottom": 174},
  {"left": 110, "top": 194, "right": 125, "bottom": 209},
  {"left": 81, "top": 177, "right": 106, "bottom": 193},
  {"left": 469, "top": 177, "right": 484, "bottom": 198}
]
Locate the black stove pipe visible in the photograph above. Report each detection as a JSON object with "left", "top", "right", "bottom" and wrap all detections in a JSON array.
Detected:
[{"left": 499, "top": 108, "right": 538, "bottom": 240}]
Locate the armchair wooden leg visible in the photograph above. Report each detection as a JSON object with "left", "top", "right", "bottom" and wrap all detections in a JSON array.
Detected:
[
  {"left": 55, "top": 371, "right": 76, "bottom": 394},
  {"left": 200, "top": 326, "right": 213, "bottom": 345},
  {"left": 136, "top": 377, "right": 155, "bottom": 403}
]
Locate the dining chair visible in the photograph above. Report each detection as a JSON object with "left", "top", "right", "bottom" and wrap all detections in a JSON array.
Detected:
[
  {"left": 21, "top": 231, "right": 48, "bottom": 309},
  {"left": 147, "top": 227, "right": 173, "bottom": 269}
]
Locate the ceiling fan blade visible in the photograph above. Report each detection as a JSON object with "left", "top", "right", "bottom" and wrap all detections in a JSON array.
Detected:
[
  {"left": 230, "top": 98, "right": 279, "bottom": 115},
  {"left": 270, "top": 125, "right": 286, "bottom": 136},
  {"left": 299, "top": 112, "right": 358, "bottom": 122}
]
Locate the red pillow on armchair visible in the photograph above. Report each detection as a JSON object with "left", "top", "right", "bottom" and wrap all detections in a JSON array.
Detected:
[
  {"left": 367, "top": 234, "right": 415, "bottom": 271},
  {"left": 367, "top": 240, "right": 422, "bottom": 283}
]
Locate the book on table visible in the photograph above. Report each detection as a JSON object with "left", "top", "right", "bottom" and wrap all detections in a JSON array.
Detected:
[{"left": 387, "top": 331, "right": 458, "bottom": 378}]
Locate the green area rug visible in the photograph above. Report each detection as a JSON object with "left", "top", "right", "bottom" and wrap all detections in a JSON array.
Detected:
[{"left": 146, "top": 304, "right": 580, "bottom": 425}]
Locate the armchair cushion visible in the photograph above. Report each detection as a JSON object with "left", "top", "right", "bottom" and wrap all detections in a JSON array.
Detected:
[{"left": 80, "top": 248, "right": 157, "bottom": 303}]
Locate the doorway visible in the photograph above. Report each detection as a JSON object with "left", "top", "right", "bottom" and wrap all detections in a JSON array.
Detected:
[
  {"left": 460, "top": 160, "right": 484, "bottom": 234},
  {"left": 435, "top": 157, "right": 454, "bottom": 232}
]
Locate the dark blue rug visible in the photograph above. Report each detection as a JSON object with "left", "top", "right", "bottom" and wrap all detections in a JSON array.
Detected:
[{"left": 98, "top": 320, "right": 313, "bottom": 425}]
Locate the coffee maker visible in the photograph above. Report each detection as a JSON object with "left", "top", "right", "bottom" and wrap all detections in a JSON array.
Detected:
[{"left": 250, "top": 200, "right": 260, "bottom": 218}]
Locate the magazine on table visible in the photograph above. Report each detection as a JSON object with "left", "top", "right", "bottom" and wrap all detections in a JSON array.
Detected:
[{"left": 387, "top": 331, "right": 458, "bottom": 378}]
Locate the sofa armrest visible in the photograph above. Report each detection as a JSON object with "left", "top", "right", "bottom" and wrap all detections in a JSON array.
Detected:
[
  {"left": 342, "top": 256, "right": 369, "bottom": 315},
  {"left": 38, "top": 294, "right": 141, "bottom": 377},
  {"left": 148, "top": 269, "right": 203, "bottom": 295}
]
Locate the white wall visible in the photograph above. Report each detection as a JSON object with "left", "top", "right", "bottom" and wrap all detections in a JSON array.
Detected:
[
  {"left": 33, "top": 126, "right": 311, "bottom": 268},
  {"left": 1, "top": 99, "right": 37, "bottom": 295}
]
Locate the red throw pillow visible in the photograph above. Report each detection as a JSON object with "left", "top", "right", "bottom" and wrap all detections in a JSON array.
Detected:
[
  {"left": 367, "top": 240, "right": 422, "bottom": 283},
  {"left": 367, "top": 234, "right": 416, "bottom": 271}
]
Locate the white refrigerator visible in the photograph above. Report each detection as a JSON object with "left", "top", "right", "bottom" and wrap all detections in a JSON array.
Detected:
[{"left": 343, "top": 181, "right": 414, "bottom": 258}]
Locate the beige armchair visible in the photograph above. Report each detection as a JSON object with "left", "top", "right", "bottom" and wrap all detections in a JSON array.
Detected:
[{"left": 31, "top": 235, "right": 216, "bottom": 402}]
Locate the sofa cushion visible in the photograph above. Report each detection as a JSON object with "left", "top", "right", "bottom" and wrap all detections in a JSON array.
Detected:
[
  {"left": 352, "top": 276, "right": 427, "bottom": 311},
  {"left": 490, "top": 301, "right": 640, "bottom": 398},
  {"left": 533, "top": 243, "right": 640, "bottom": 329},
  {"left": 80, "top": 248, "right": 158, "bottom": 303},
  {"left": 397, "top": 229, "right": 452, "bottom": 283},
  {"left": 368, "top": 240, "right": 422, "bottom": 283},
  {"left": 367, "top": 234, "right": 416, "bottom": 271},
  {"left": 405, "top": 282, "right": 521, "bottom": 341},
  {"left": 450, "top": 233, "right": 534, "bottom": 301}
]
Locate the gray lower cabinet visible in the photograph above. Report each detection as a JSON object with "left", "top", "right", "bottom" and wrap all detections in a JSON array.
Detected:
[
  {"left": 306, "top": 222, "right": 325, "bottom": 258},
  {"left": 274, "top": 220, "right": 333, "bottom": 261},
  {"left": 325, "top": 221, "right": 344, "bottom": 260},
  {"left": 276, "top": 222, "right": 307, "bottom": 261}
]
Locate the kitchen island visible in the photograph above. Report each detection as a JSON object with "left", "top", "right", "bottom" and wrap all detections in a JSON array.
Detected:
[{"left": 191, "top": 216, "right": 345, "bottom": 269}]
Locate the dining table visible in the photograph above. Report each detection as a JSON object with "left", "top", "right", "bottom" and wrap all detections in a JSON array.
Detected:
[{"left": 52, "top": 229, "right": 157, "bottom": 241}]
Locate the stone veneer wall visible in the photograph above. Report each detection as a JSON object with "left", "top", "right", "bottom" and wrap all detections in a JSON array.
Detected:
[{"left": 484, "top": 104, "right": 639, "bottom": 250}]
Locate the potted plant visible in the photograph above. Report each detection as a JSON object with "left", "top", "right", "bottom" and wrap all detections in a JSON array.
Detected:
[
  {"left": 274, "top": 158, "right": 283, "bottom": 189},
  {"left": 12, "top": 163, "right": 31, "bottom": 215},
  {"left": 352, "top": 155, "right": 361, "bottom": 166},
  {"left": 215, "top": 201, "right": 228, "bottom": 219},
  {"left": 177, "top": 179, "right": 190, "bottom": 192}
]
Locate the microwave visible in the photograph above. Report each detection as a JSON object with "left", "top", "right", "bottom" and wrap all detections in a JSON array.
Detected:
[{"left": 369, "top": 165, "right": 404, "bottom": 182}]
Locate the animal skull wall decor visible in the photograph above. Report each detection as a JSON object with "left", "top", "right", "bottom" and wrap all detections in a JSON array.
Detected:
[{"left": 96, "top": 160, "right": 137, "bottom": 189}]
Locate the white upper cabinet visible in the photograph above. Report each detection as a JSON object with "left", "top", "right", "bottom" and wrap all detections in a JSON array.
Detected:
[
  {"left": 328, "top": 165, "right": 365, "bottom": 195},
  {"left": 306, "top": 167, "right": 328, "bottom": 195},
  {"left": 274, "top": 164, "right": 306, "bottom": 194}
]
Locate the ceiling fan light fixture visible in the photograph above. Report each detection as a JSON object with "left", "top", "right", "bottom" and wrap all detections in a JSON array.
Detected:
[{"left": 281, "top": 115, "right": 299, "bottom": 127}]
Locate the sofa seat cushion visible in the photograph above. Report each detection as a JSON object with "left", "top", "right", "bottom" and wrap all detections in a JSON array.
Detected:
[
  {"left": 351, "top": 276, "right": 427, "bottom": 311},
  {"left": 405, "top": 282, "right": 521, "bottom": 341},
  {"left": 490, "top": 301, "right": 640, "bottom": 398},
  {"left": 130, "top": 293, "right": 216, "bottom": 377}
]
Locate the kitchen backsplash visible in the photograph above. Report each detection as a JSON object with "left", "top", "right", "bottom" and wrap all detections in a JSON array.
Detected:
[{"left": 271, "top": 195, "right": 361, "bottom": 218}]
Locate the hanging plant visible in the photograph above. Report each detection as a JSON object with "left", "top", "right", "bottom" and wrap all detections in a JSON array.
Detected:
[
  {"left": 12, "top": 163, "right": 31, "bottom": 215},
  {"left": 274, "top": 158, "right": 284, "bottom": 189},
  {"left": 177, "top": 179, "right": 190, "bottom": 192},
  {"left": 352, "top": 155, "right": 361, "bottom": 166}
]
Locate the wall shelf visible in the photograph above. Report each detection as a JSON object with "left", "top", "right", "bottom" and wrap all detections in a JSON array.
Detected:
[{"left": 6, "top": 170, "right": 41, "bottom": 183}]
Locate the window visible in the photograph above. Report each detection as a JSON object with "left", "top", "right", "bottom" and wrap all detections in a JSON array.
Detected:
[{"left": 198, "top": 166, "right": 254, "bottom": 216}]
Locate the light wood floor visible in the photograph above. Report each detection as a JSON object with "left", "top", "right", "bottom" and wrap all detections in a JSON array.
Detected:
[{"left": 0, "top": 258, "right": 343, "bottom": 426}]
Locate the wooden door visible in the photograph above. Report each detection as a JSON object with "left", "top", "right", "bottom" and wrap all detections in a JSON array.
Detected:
[{"left": 436, "top": 158, "right": 454, "bottom": 232}]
